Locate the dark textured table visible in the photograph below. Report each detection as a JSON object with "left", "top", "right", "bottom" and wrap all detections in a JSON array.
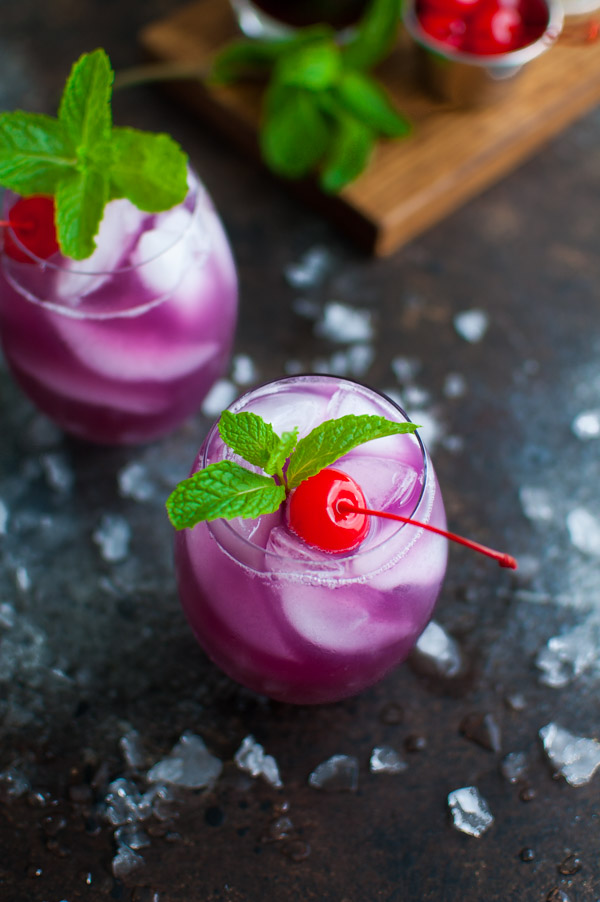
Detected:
[{"left": 1, "top": 3, "right": 600, "bottom": 901}]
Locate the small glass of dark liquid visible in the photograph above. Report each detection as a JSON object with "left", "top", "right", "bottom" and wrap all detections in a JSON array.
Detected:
[{"left": 230, "top": 0, "right": 370, "bottom": 38}]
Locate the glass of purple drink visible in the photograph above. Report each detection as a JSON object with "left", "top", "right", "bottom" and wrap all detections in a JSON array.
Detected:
[
  {"left": 0, "top": 171, "right": 238, "bottom": 445},
  {"left": 174, "top": 374, "right": 448, "bottom": 704},
  {"left": 230, "top": 0, "right": 369, "bottom": 38}
]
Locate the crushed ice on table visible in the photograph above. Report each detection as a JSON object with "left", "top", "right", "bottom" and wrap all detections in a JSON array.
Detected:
[
  {"left": 118, "top": 462, "right": 156, "bottom": 503},
  {"left": 0, "top": 602, "right": 15, "bottom": 629},
  {"left": 201, "top": 379, "right": 238, "bottom": 417},
  {"left": 102, "top": 778, "right": 153, "bottom": 826},
  {"left": 540, "top": 723, "right": 600, "bottom": 786},
  {"left": 93, "top": 514, "right": 131, "bottom": 563},
  {"left": 369, "top": 746, "right": 408, "bottom": 774},
  {"left": 401, "top": 385, "right": 431, "bottom": 408},
  {"left": 315, "top": 302, "right": 373, "bottom": 343},
  {"left": 15, "top": 565, "right": 31, "bottom": 592},
  {"left": 536, "top": 618, "right": 600, "bottom": 688},
  {"left": 443, "top": 372, "right": 467, "bottom": 399},
  {"left": 231, "top": 353, "right": 257, "bottom": 386},
  {"left": 391, "top": 355, "right": 420, "bottom": 383},
  {"left": 114, "top": 824, "right": 152, "bottom": 851},
  {"left": 284, "top": 246, "right": 332, "bottom": 288},
  {"left": 453, "top": 309, "right": 489, "bottom": 343},
  {"left": 112, "top": 845, "right": 145, "bottom": 880},
  {"left": 0, "top": 497, "right": 8, "bottom": 535},
  {"left": 0, "top": 766, "right": 30, "bottom": 799},
  {"left": 519, "top": 486, "right": 554, "bottom": 522},
  {"left": 500, "top": 751, "right": 529, "bottom": 784},
  {"left": 120, "top": 730, "right": 148, "bottom": 771},
  {"left": 566, "top": 508, "right": 600, "bottom": 557},
  {"left": 40, "top": 452, "right": 74, "bottom": 493},
  {"left": 440, "top": 435, "right": 464, "bottom": 454},
  {"left": 0, "top": 612, "right": 47, "bottom": 690},
  {"left": 571, "top": 409, "right": 600, "bottom": 440},
  {"left": 284, "top": 358, "right": 304, "bottom": 375},
  {"left": 312, "top": 344, "right": 374, "bottom": 378},
  {"left": 447, "top": 786, "right": 494, "bottom": 837},
  {"left": 410, "top": 621, "right": 465, "bottom": 679},
  {"left": 146, "top": 732, "right": 222, "bottom": 789},
  {"left": 308, "top": 755, "right": 359, "bottom": 792},
  {"left": 234, "top": 735, "right": 282, "bottom": 788}
]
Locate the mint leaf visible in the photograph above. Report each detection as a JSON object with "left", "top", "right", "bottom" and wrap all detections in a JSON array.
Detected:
[
  {"left": 261, "top": 85, "right": 330, "bottom": 179},
  {"left": 211, "top": 26, "right": 336, "bottom": 83},
  {"left": 342, "top": 0, "right": 402, "bottom": 70},
  {"left": 0, "top": 112, "right": 75, "bottom": 195},
  {"left": 218, "top": 410, "right": 280, "bottom": 469},
  {"left": 166, "top": 460, "right": 286, "bottom": 528},
  {"left": 286, "top": 414, "right": 418, "bottom": 489},
  {"left": 264, "top": 428, "right": 299, "bottom": 478},
  {"left": 55, "top": 168, "right": 108, "bottom": 260},
  {"left": 334, "top": 70, "right": 410, "bottom": 138},
  {"left": 109, "top": 127, "right": 188, "bottom": 211},
  {"left": 275, "top": 41, "right": 341, "bottom": 91},
  {"left": 319, "top": 109, "right": 374, "bottom": 193},
  {"left": 0, "top": 48, "right": 189, "bottom": 260},
  {"left": 58, "top": 49, "right": 113, "bottom": 151}
]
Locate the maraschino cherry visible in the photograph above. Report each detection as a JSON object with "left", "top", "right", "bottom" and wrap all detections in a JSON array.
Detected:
[
  {"left": 1, "top": 195, "right": 59, "bottom": 263},
  {"left": 287, "top": 467, "right": 369, "bottom": 554},
  {"left": 287, "top": 466, "right": 517, "bottom": 568}
]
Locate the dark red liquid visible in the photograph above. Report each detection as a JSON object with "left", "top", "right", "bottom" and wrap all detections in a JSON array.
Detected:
[{"left": 251, "top": 0, "right": 369, "bottom": 28}]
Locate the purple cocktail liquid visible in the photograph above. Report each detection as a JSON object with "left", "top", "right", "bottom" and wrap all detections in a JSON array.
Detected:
[
  {"left": 249, "top": 0, "right": 368, "bottom": 27},
  {"left": 175, "top": 375, "right": 448, "bottom": 704},
  {"left": 230, "top": 0, "right": 369, "bottom": 37},
  {"left": 0, "top": 171, "right": 237, "bottom": 445}
]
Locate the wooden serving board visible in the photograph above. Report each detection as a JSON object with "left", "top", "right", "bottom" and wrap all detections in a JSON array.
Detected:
[{"left": 139, "top": 0, "right": 600, "bottom": 255}]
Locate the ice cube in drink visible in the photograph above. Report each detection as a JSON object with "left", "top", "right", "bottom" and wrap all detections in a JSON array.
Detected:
[
  {"left": 0, "top": 171, "right": 238, "bottom": 445},
  {"left": 175, "top": 374, "right": 448, "bottom": 704}
]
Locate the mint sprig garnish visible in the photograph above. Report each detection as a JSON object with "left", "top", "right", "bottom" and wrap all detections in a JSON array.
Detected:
[
  {"left": 0, "top": 48, "right": 188, "bottom": 260},
  {"left": 167, "top": 461, "right": 286, "bottom": 529},
  {"left": 211, "top": 0, "right": 409, "bottom": 192},
  {"left": 166, "top": 410, "right": 418, "bottom": 530}
]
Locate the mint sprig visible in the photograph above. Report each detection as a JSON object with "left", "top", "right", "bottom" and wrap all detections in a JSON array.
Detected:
[
  {"left": 166, "top": 410, "right": 418, "bottom": 530},
  {"left": 0, "top": 48, "right": 188, "bottom": 260},
  {"left": 211, "top": 0, "right": 409, "bottom": 192}
]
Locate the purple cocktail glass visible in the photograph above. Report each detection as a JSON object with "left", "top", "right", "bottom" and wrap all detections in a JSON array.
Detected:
[
  {"left": 0, "top": 171, "right": 238, "bottom": 445},
  {"left": 175, "top": 374, "right": 448, "bottom": 704}
]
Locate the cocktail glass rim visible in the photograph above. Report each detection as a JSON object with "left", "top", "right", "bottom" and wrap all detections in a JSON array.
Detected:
[
  {"left": 199, "top": 374, "right": 437, "bottom": 582},
  {"left": 1, "top": 169, "right": 212, "bottom": 320}
]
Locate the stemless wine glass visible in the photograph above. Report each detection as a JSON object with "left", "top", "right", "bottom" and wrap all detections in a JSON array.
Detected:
[
  {"left": 175, "top": 374, "right": 448, "bottom": 704},
  {"left": 230, "top": 0, "right": 370, "bottom": 38},
  {"left": 0, "top": 171, "right": 238, "bottom": 445}
]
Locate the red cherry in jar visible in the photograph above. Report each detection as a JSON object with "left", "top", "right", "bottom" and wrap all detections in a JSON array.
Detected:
[
  {"left": 287, "top": 467, "right": 369, "bottom": 554},
  {"left": 466, "top": 3, "right": 525, "bottom": 53},
  {"left": 418, "top": 11, "right": 468, "bottom": 46}
]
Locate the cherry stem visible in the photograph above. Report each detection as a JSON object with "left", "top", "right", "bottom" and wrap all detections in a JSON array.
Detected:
[
  {"left": 337, "top": 503, "right": 517, "bottom": 570},
  {"left": 0, "top": 219, "right": 34, "bottom": 230}
]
